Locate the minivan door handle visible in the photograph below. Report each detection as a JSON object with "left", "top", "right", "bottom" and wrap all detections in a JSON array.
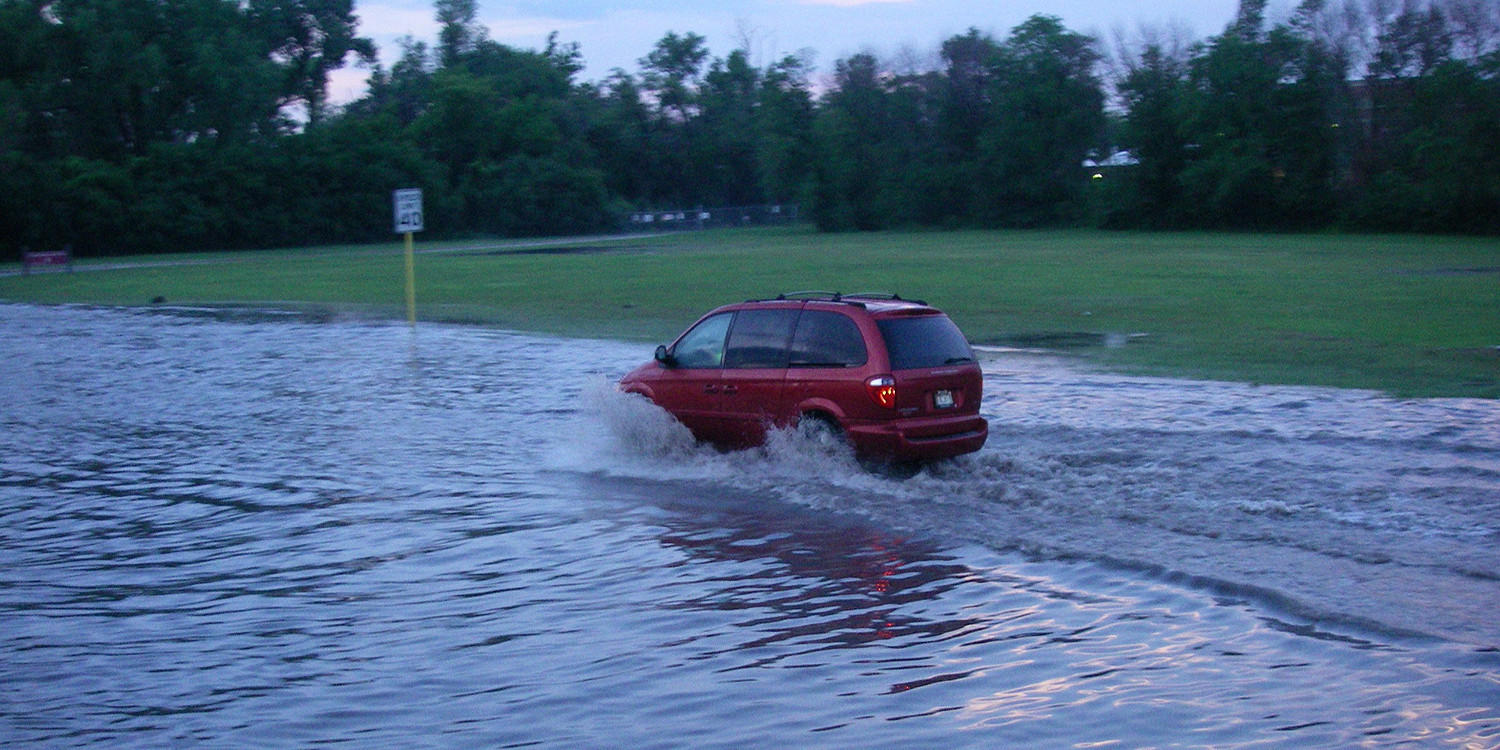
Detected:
[
  {"left": 721, "top": 385, "right": 738, "bottom": 395},
  {"left": 704, "top": 384, "right": 721, "bottom": 394}
]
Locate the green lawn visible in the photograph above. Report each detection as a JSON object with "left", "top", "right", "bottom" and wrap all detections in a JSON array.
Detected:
[{"left": 4, "top": 227, "right": 1497, "bottom": 398}]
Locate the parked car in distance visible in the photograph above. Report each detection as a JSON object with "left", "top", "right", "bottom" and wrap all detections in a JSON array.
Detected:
[{"left": 618, "top": 292, "right": 988, "bottom": 462}]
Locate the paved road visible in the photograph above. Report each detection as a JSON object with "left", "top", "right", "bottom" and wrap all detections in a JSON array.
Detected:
[{"left": 0, "top": 234, "right": 651, "bottom": 279}]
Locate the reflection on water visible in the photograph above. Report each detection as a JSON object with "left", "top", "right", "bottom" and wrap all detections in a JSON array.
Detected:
[{"left": 1, "top": 304, "right": 1497, "bottom": 749}]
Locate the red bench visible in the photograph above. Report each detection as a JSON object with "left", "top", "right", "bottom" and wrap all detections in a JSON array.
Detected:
[{"left": 22, "top": 247, "right": 72, "bottom": 274}]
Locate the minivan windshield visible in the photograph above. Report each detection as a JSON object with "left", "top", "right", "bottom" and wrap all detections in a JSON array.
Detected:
[{"left": 877, "top": 315, "right": 975, "bottom": 370}]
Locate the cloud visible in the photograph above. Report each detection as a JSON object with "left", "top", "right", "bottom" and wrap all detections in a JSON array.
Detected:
[
  {"left": 355, "top": 2, "right": 438, "bottom": 38},
  {"left": 525, "top": 6, "right": 735, "bottom": 77},
  {"left": 484, "top": 15, "right": 590, "bottom": 40},
  {"left": 327, "top": 67, "right": 374, "bottom": 105}
]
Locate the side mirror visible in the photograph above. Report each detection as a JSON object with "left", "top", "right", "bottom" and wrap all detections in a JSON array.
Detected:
[{"left": 654, "top": 344, "right": 675, "bottom": 367}]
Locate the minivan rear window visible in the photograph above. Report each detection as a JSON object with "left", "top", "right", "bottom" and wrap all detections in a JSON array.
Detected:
[{"left": 877, "top": 315, "right": 975, "bottom": 370}]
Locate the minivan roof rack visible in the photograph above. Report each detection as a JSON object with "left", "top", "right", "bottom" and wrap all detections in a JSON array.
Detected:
[
  {"left": 844, "top": 292, "right": 928, "bottom": 305},
  {"left": 775, "top": 290, "right": 840, "bottom": 300},
  {"left": 748, "top": 291, "right": 930, "bottom": 307}
]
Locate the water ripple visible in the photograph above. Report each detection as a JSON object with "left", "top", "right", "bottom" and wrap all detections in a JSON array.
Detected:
[{"left": 2, "top": 304, "right": 1497, "bottom": 749}]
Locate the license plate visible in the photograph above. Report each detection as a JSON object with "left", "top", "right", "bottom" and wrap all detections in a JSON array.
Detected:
[{"left": 934, "top": 390, "right": 955, "bottom": 409}]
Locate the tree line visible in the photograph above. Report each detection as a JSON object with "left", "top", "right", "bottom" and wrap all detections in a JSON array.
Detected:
[{"left": 2, "top": 0, "right": 1496, "bottom": 259}]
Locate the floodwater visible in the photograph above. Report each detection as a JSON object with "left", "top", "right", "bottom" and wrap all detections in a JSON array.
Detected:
[{"left": 2, "top": 303, "right": 1497, "bottom": 749}]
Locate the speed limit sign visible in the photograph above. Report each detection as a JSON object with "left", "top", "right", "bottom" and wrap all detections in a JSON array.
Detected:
[{"left": 393, "top": 188, "right": 424, "bottom": 233}]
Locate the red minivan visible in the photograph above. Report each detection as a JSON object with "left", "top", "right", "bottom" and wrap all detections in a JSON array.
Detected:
[{"left": 619, "top": 293, "right": 988, "bottom": 461}]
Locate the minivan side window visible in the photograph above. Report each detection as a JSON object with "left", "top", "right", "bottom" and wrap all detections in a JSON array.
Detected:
[
  {"left": 788, "top": 310, "right": 867, "bottom": 368},
  {"left": 723, "top": 309, "right": 800, "bottom": 369},
  {"left": 672, "top": 312, "right": 733, "bottom": 368}
]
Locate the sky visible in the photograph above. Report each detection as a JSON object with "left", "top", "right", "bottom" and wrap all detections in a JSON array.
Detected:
[{"left": 330, "top": 0, "right": 1254, "bottom": 103}]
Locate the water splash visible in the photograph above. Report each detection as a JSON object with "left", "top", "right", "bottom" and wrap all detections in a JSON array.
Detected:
[
  {"left": 555, "top": 362, "right": 1500, "bottom": 647},
  {"left": 553, "top": 376, "right": 869, "bottom": 482}
]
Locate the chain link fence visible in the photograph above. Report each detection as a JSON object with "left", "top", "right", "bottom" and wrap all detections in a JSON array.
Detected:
[{"left": 622, "top": 204, "right": 801, "bottom": 232}]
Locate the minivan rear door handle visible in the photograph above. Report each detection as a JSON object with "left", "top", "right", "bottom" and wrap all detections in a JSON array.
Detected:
[
  {"left": 704, "top": 384, "right": 721, "bottom": 394},
  {"left": 721, "top": 385, "right": 738, "bottom": 394}
]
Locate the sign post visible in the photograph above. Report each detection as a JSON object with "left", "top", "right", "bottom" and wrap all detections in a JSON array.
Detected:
[{"left": 393, "top": 189, "right": 424, "bottom": 325}]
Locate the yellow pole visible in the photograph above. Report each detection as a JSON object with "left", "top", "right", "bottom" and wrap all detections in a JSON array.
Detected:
[{"left": 404, "top": 231, "right": 416, "bottom": 325}]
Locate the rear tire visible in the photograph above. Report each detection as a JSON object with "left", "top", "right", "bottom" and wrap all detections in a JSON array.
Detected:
[{"left": 796, "top": 412, "right": 845, "bottom": 449}]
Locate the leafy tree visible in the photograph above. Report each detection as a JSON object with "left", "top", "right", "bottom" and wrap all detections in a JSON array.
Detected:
[
  {"left": 1346, "top": 57, "right": 1500, "bottom": 232},
  {"left": 12, "top": 0, "right": 285, "bottom": 158},
  {"left": 7, "top": 0, "right": 1500, "bottom": 261},
  {"left": 632, "top": 31, "right": 710, "bottom": 206},
  {"left": 975, "top": 15, "right": 1106, "bottom": 226},
  {"left": 1371, "top": 0, "right": 1454, "bottom": 77},
  {"left": 755, "top": 53, "right": 818, "bottom": 206},
  {"left": 1111, "top": 40, "right": 1192, "bottom": 227},
  {"left": 640, "top": 31, "right": 709, "bottom": 122},
  {"left": 434, "top": 0, "right": 483, "bottom": 67},
  {"left": 1174, "top": 3, "right": 1341, "bottom": 229},
  {"left": 697, "top": 49, "right": 761, "bottom": 206},
  {"left": 248, "top": 0, "right": 376, "bottom": 126},
  {"left": 813, "top": 53, "right": 922, "bottom": 230},
  {"left": 349, "top": 37, "right": 434, "bottom": 126},
  {"left": 467, "top": 154, "right": 609, "bottom": 236},
  {"left": 938, "top": 28, "right": 1002, "bottom": 162},
  {"left": 813, "top": 16, "right": 1106, "bottom": 230},
  {"left": 813, "top": 54, "right": 884, "bottom": 230},
  {"left": 1442, "top": 0, "right": 1500, "bottom": 60},
  {"left": 580, "top": 70, "right": 654, "bottom": 203}
]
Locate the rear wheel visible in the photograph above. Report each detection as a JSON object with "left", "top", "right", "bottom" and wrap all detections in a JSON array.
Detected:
[{"left": 796, "top": 412, "right": 846, "bottom": 450}]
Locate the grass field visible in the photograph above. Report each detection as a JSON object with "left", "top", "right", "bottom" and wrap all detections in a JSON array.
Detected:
[{"left": 3, "top": 227, "right": 1497, "bottom": 398}]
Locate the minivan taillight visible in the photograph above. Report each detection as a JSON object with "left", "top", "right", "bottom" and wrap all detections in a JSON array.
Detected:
[{"left": 866, "top": 376, "right": 897, "bottom": 409}]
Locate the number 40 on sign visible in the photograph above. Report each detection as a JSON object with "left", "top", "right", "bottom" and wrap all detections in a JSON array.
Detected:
[
  {"left": 393, "top": 188, "right": 423, "bottom": 325},
  {"left": 393, "top": 188, "right": 424, "bottom": 234}
]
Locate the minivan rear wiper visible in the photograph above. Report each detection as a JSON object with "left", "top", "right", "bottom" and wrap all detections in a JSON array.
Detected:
[{"left": 944, "top": 356, "right": 975, "bottom": 364}]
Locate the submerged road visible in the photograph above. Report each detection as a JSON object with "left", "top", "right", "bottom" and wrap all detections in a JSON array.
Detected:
[{"left": 2, "top": 303, "right": 1496, "bottom": 748}]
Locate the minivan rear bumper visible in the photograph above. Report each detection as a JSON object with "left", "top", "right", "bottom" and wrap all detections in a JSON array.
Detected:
[{"left": 844, "top": 414, "right": 988, "bottom": 460}]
